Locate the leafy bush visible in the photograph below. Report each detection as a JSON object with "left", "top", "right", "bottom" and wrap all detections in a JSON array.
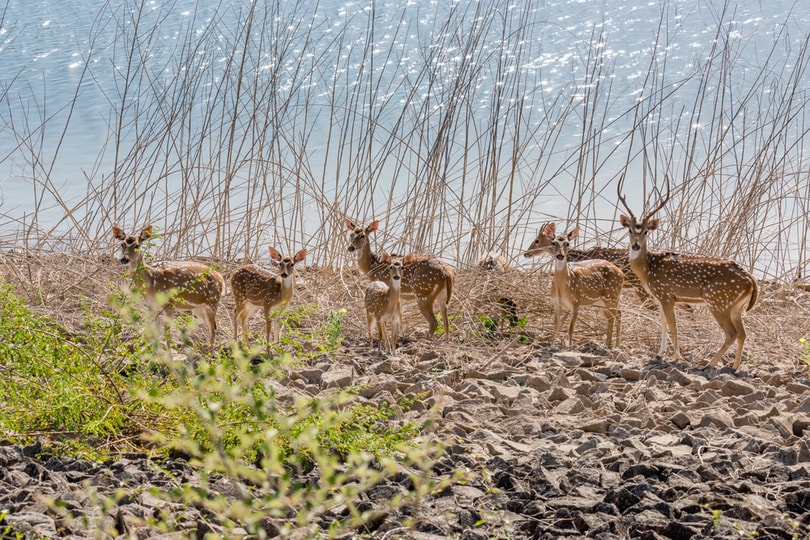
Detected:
[{"left": 0, "top": 282, "right": 443, "bottom": 535}]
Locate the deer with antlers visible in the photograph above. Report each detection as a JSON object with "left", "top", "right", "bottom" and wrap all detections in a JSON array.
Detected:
[
  {"left": 526, "top": 223, "right": 624, "bottom": 346},
  {"left": 113, "top": 226, "right": 225, "bottom": 344},
  {"left": 364, "top": 253, "right": 413, "bottom": 351},
  {"left": 231, "top": 247, "right": 307, "bottom": 345},
  {"left": 346, "top": 219, "right": 455, "bottom": 340},
  {"left": 617, "top": 186, "right": 758, "bottom": 369}
]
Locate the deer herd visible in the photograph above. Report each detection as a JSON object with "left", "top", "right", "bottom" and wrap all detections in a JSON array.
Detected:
[{"left": 112, "top": 194, "right": 760, "bottom": 370}]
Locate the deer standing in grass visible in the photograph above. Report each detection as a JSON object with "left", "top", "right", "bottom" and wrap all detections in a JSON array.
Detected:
[
  {"left": 346, "top": 219, "right": 455, "bottom": 340},
  {"left": 230, "top": 247, "right": 307, "bottom": 345},
  {"left": 526, "top": 223, "right": 624, "bottom": 346},
  {"left": 617, "top": 190, "right": 758, "bottom": 369},
  {"left": 365, "top": 253, "right": 413, "bottom": 351},
  {"left": 113, "top": 226, "right": 225, "bottom": 344}
]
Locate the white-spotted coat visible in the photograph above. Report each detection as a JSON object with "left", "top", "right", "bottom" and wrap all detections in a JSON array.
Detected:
[
  {"left": 346, "top": 219, "right": 455, "bottom": 339},
  {"left": 113, "top": 226, "right": 225, "bottom": 344},
  {"left": 527, "top": 224, "right": 624, "bottom": 346},
  {"left": 619, "top": 213, "right": 758, "bottom": 369},
  {"left": 364, "top": 253, "right": 413, "bottom": 351},
  {"left": 231, "top": 247, "right": 307, "bottom": 344}
]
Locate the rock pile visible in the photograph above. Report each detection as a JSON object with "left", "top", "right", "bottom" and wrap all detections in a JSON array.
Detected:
[{"left": 3, "top": 341, "right": 810, "bottom": 538}]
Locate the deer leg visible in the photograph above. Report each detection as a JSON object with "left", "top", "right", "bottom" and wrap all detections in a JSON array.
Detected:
[
  {"left": 660, "top": 303, "right": 682, "bottom": 360},
  {"left": 416, "top": 298, "right": 440, "bottom": 338},
  {"left": 262, "top": 306, "right": 274, "bottom": 343},
  {"left": 706, "top": 307, "right": 741, "bottom": 369},
  {"left": 614, "top": 308, "right": 622, "bottom": 346},
  {"left": 602, "top": 308, "right": 614, "bottom": 346},
  {"left": 202, "top": 306, "right": 217, "bottom": 345},
  {"left": 233, "top": 303, "right": 242, "bottom": 344},
  {"left": 552, "top": 303, "right": 563, "bottom": 345},
  {"left": 567, "top": 307, "right": 579, "bottom": 347},
  {"left": 377, "top": 320, "right": 387, "bottom": 350},
  {"left": 366, "top": 313, "right": 375, "bottom": 349},
  {"left": 730, "top": 308, "right": 747, "bottom": 370},
  {"left": 391, "top": 306, "right": 400, "bottom": 351},
  {"left": 437, "top": 289, "right": 450, "bottom": 341}
]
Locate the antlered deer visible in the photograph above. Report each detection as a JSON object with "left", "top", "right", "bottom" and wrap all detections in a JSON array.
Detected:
[
  {"left": 617, "top": 188, "right": 758, "bottom": 369},
  {"left": 346, "top": 219, "right": 454, "bottom": 339},
  {"left": 231, "top": 247, "right": 307, "bottom": 344},
  {"left": 113, "top": 226, "right": 224, "bottom": 344},
  {"left": 526, "top": 223, "right": 624, "bottom": 346}
]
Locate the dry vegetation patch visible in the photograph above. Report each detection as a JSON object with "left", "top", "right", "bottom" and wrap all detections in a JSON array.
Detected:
[{"left": 3, "top": 250, "right": 808, "bottom": 376}]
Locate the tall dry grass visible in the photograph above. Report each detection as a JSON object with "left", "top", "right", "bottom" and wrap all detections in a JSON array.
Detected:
[{"left": 0, "top": 0, "right": 807, "bottom": 283}]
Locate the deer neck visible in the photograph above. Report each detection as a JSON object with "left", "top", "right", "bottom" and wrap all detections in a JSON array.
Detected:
[
  {"left": 130, "top": 255, "right": 156, "bottom": 289},
  {"left": 279, "top": 273, "right": 295, "bottom": 304},
  {"left": 627, "top": 244, "right": 652, "bottom": 290},
  {"left": 385, "top": 278, "right": 402, "bottom": 310},
  {"left": 357, "top": 241, "right": 382, "bottom": 277}
]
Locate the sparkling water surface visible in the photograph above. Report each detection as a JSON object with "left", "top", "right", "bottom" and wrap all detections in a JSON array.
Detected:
[{"left": 0, "top": 0, "right": 807, "bottom": 268}]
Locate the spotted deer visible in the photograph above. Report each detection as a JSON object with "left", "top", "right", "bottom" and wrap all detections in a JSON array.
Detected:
[
  {"left": 364, "top": 253, "right": 413, "bottom": 351},
  {"left": 526, "top": 223, "right": 624, "bottom": 346},
  {"left": 230, "top": 247, "right": 307, "bottom": 344},
  {"left": 617, "top": 189, "right": 758, "bottom": 369},
  {"left": 524, "top": 223, "right": 651, "bottom": 300},
  {"left": 113, "top": 226, "right": 225, "bottom": 344},
  {"left": 345, "top": 219, "right": 455, "bottom": 339}
]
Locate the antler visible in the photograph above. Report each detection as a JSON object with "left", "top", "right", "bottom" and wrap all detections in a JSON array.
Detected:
[
  {"left": 616, "top": 174, "right": 672, "bottom": 220},
  {"left": 616, "top": 174, "right": 635, "bottom": 219},
  {"left": 644, "top": 178, "right": 671, "bottom": 220}
]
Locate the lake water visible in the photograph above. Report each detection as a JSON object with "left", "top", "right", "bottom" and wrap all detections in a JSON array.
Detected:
[{"left": 0, "top": 0, "right": 807, "bottom": 273}]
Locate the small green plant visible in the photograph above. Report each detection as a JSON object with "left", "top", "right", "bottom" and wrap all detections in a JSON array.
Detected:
[
  {"left": 435, "top": 313, "right": 460, "bottom": 337},
  {"left": 800, "top": 338, "right": 810, "bottom": 376},
  {"left": 321, "top": 308, "right": 347, "bottom": 353}
]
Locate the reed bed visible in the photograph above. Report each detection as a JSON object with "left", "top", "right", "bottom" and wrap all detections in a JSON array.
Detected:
[{"left": 0, "top": 0, "right": 808, "bottom": 284}]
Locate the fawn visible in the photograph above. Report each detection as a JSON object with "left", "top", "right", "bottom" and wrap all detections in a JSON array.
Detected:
[
  {"left": 346, "top": 219, "right": 454, "bottom": 339},
  {"left": 113, "top": 226, "right": 224, "bottom": 344},
  {"left": 230, "top": 247, "right": 307, "bottom": 344},
  {"left": 618, "top": 188, "right": 758, "bottom": 369},
  {"left": 364, "top": 253, "right": 413, "bottom": 351},
  {"left": 526, "top": 223, "right": 624, "bottom": 346}
]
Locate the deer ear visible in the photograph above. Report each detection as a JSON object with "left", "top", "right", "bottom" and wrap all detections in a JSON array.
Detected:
[
  {"left": 568, "top": 227, "right": 579, "bottom": 241},
  {"left": 403, "top": 254, "right": 414, "bottom": 266},
  {"left": 380, "top": 252, "right": 390, "bottom": 263},
  {"left": 113, "top": 226, "right": 125, "bottom": 240},
  {"left": 294, "top": 249, "right": 307, "bottom": 263},
  {"left": 543, "top": 223, "right": 556, "bottom": 240},
  {"left": 368, "top": 220, "right": 379, "bottom": 232},
  {"left": 268, "top": 246, "right": 281, "bottom": 261},
  {"left": 345, "top": 218, "right": 355, "bottom": 230},
  {"left": 619, "top": 215, "right": 632, "bottom": 228},
  {"left": 140, "top": 226, "right": 153, "bottom": 241},
  {"left": 647, "top": 218, "right": 660, "bottom": 230}
]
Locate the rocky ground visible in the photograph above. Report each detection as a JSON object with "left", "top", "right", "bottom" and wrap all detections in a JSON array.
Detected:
[
  {"left": 2, "top": 256, "right": 810, "bottom": 538},
  {"left": 3, "top": 335, "right": 810, "bottom": 539}
]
